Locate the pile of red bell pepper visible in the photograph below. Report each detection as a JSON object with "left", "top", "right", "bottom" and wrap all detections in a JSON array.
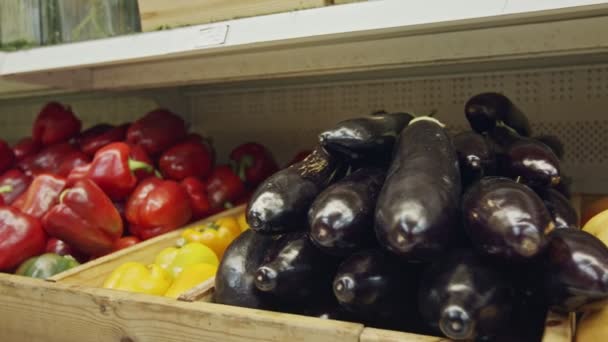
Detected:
[{"left": 0, "top": 102, "right": 279, "bottom": 276}]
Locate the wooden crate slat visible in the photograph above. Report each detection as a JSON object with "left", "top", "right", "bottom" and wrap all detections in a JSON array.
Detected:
[{"left": 0, "top": 273, "right": 364, "bottom": 342}]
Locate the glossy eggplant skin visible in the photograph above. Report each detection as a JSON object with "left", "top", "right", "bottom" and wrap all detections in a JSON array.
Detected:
[
  {"left": 462, "top": 177, "right": 554, "bottom": 261},
  {"left": 333, "top": 249, "right": 417, "bottom": 320},
  {"left": 319, "top": 112, "right": 414, "bottom": 160},
  {"left": 540, "top": 188, "right": 578, "bottom": 229},
  {"left": 419, "top": 250, "right": 513, "bottom": 340},
  {"left": 247, "top": 146, "right": 343, "bottom": 234},
  {"left": 507, "top": 139, "right": 562, "bottom": 188},
  {"left": 535, "top": 135, "right": 565, "bottom": 160},
  {"left": 540, "top": 229, "right": 608, "bottom": 312},
  {"left": 375, "top": 117, "right": 461, "bottom": 261},
  {"left": 465, "top": 92, "right": 531, "bottom": 137},
  {"left": 214, "top": 230, "right": 276, "bottom": 309},
  {"left": 308, "top": 168, "right": 385, "bottom": 256},
  {"left": 453, "top": 131, "right": 496, "bottom": 187},
  {"left": 254, "top": 232, "right": 335, "bottom": 303}
]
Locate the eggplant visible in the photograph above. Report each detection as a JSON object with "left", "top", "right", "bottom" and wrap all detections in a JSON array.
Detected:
[
  {"left": 333, "top": 250, "right": 417, "bottom": 320},
  {"left": 308, "top": 167, "right": 385, "bottom": 256},
  {"left": 419, "top": 250, "right": 514, "bottom": 340},
  {"left": 453, "top": 131, "right": 496, "bottom": 187},
  {"left": 375, "top": 117, "right": 461, "bottom": 261},
  {"left": 540, "top": 229, "right": 608, "bottom": 312},
  {"left": 254, "top": 232, "right": 336, "bottom": 303},
  {"left": 247, "top": 146, "right": 343, "bottom": 234},
  {"left": 465, "top": 92, "right": 531, "bottom": 137},
  {"left": 462, "top": 177, "right": 554, "bottom": 261},
  {"left": 319, "top": 112, "right": 414, "bottom": 160},
  {"left": 541, "top": 188, "right": 578, "bottom": 229},
  {"left": 535, "top": 135, "right": 565, "bottom": 160},
  {"left": 214, "top": 230, "right": 276, "bottom": 309},
  {"left": 507, "top": 139, "right": 562, "bottom": 188}
]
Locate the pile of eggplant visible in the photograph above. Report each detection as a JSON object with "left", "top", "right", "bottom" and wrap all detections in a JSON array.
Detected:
[{"left": 214, "top": 93, "right": 608, "bottom": 341}]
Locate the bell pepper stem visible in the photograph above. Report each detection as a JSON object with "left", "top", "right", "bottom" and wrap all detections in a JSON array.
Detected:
[
  {"left": 0, "top": 185, "right": 13, "bottom": 194},
  {"left": 128, "top": 159, "right": 155, "bottom": 174},
  {"left": 236, "top": 155, "right": 254, "bottom": 182}
]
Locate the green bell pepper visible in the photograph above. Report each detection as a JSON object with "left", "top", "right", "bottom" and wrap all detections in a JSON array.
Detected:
[{"left": 16, "top": 253, "right": 80, "bottom": 279}]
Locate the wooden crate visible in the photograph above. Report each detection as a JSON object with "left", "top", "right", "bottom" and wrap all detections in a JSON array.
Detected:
[{"left": 0, "top": 202, "right": 576, "bottom": 342}]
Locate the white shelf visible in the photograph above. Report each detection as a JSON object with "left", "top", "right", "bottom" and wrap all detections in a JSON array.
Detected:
[{"left": 1, "top": 0, "right": 608, "bottom": 95}]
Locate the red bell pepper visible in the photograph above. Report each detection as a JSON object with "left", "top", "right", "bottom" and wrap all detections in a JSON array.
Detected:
[
  {"left": 0, "top": 206, "right": 47, "bottom": 271},
  {"left": 230, "top": 142, "right": 278, "bottom": 187},
  {"left": 33, "top": 102, "right": 82, "bottom": 145},
  {"left": 45, "top": 238, "right": 87, "bottom": 263},
  {"left": 181, "top": 177, "right": 213, "bottom": 219},
  {"left": 128, "top": 144, "right": 156, "bottom": 181},
  {"left": 206, "top": 165, "right": 245, "bottom": 211},
  {"left": 57, "top": 151, "right": 91, "bottom": 177},
  {"left": 126, "top": 178, "right": 192, "bottom": 240},
  {"left": 18, "top": 143, "right": 78, "bottom": 176},
  {"left": 14, "top": 174, "right": 67, "bottom": 219},
  {"left": 112, "top": 236, "right": 141, "bottom": 252},
  {"left": 67, "top": 142, "right": 156, "bottom": 200},
  {"left": 79, "top": 123, "right": 129, "bottom": 156},
  {"left": 126, "top": 109, "right": 187, "bottom": 156},
  {"left": 12, "top": 137, "right": 41, "bottom": 162},
  {"left": 0, "top": 169, "right": 31, "bottom": 205},
  {"left": 42, "top": 179, "right": 124, "bottom": 257},
  {"left": 159, "top": 141, "right": 214, "bottom": 181},
  {"left": 0, "top": 139, "right": 16, "bottom": 174}
]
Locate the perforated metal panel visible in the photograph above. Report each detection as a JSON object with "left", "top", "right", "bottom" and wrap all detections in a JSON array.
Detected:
[{"left": 188, "top": 64, "right": 608, "bottom": 194}]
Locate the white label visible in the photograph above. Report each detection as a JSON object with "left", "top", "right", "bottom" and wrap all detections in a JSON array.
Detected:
[{"left": 193, "top": 25, "right": 229, "bottom": 49}]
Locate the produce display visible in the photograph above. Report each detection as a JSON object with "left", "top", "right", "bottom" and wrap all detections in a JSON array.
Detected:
[
  {"left": 0, "top": 102, "right": 277, "bottom": 279},
  {"left": 214, "top": 92, "right": 608, "bottom": 341},
  {"left": 102, "top": 211, "right": 249, "bottom": 298}
]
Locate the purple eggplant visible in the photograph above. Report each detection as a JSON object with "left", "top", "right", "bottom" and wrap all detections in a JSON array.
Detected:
[
  {"left": 535, "top": 135, "right": 565, "bottom": 160},
  {"left": 462, "top": 177, "right": 554, "bottom": 261},
  {"left": 541, "top": 188, "right": 578, "bottom": 229},
  {"left": 319, "top": 112, "right": 414, "bottom": 160},
  {"left": 308, "top": 167, "right": 385, "bottom": 256},
  {"left": 465, "top": 92, "right": 531, "bottom": 137},
  {"left": 453, "top": 131, "right": 496, "bottom": 187},
  {"left": 247, "top": 146, "right": 343, "bottom": 234},
  {"left": 214, "top": 230, "right": 276, "bottom": 309},
  {"left": 419, "top": 250, "right": 514, "bottom": 340},
  {"left": 333, "top": 250, "right": 418, "bottom": 320},
  {"left": 540, "top": 229, "right": 608, "bottom": 312},
  {"left": 375, "top": 117, "right": 461, "bottom": 261},
  {"left": 507, "top": 139, "right": 562, "bottom": 188},
  {"left": 255, "top": 232, "right": 336, "bottom": 303}
]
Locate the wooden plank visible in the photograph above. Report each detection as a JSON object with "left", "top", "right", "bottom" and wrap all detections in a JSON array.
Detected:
[
  {"left": 359, "top": 328, "right": 448, "bottom": 342},
  {"left": 178, "top": 277, "right": 215, "bottom": 302},
  {"left": 138, "top": 0, "right": 330, "bottom": 32},
  {"left": 50, "top": 205, "right": 245, "bottom": 287},
  {"left": 542, "top": 311, "right": 576, "bottom": 342},
  {"left": 0, "top": 273, "right": 364, "bottom": 342}
]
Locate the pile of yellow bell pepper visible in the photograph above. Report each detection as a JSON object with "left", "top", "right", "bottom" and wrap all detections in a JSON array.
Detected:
[{"left": 102, "top": 212, "right": 249, "bottom": 298}]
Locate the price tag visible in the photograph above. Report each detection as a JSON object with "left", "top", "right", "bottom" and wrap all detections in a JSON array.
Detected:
[{"left": 192, "top": 25, "right": 229, "bottom": 49}]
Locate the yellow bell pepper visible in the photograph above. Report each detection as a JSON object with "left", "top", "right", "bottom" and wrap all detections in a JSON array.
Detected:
[
  {"left": 164, "top": 263, "right": 218, "bottom": 299},
  {"left": 102, "top": 262, "right": 172, "bottom": 296},
  {"left": 178, "top": 221, "right": 238, "bottom": 258},
  {"left": 155, "top": 242, "right": 219, "bottom": 279},
  {"left": 237, "top": 212, "right": 249, "bottom": 231},
  {"left": 214, "top": 217, "right": 242, "bottom": 237},
  {"left": 583, "top": 209, "right": 608, "bottom": 246}
]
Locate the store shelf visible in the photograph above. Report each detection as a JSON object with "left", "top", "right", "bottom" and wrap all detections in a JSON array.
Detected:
[{"left": 1, "top": 0, "right": 608, "bottom": 94}]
